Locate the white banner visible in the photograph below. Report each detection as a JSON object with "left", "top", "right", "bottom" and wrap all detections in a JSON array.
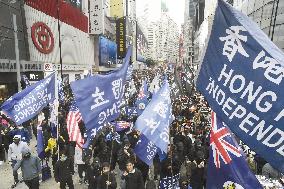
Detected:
[{"left": 90, "top": 0, "right": 104, "bottom": 34}]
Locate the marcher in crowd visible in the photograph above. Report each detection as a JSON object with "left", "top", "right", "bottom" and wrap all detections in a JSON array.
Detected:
[{"left": 13, "top": 147, "right": 41, "bottom": 189}]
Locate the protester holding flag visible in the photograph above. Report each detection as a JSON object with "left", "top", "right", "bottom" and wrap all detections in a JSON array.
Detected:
[{"left": 97, "top": 162, "right": 117, "bottom": 189}]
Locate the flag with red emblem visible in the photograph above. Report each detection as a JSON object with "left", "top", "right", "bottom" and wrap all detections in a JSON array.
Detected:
[{"left": 207, "top": 112, "right": 262, "bottom": 189}]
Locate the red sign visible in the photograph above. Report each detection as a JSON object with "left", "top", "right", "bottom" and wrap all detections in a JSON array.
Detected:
[{"left": 31, "top": 22, "right": 54, "bottom": 54}]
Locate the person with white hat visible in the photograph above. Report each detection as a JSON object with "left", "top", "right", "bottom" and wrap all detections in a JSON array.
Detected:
[{"left": 8, "top": 135, "right": 29, "bottom": 188}]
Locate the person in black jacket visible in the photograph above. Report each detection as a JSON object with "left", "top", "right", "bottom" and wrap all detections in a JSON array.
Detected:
[
  {"left": 54, "top": 153, "right": 74, "bottom": 189},
  {"left": 97, "top": 162, "right": 117, "bottom": 189},
  {"left": 117, "top": 141, "right": 135, "bottom": 171},
  {"left": 86, "top": 157, "right": 101, "bottom": 189},
  {"left": 160, "top": 144, "right": 181, "bottom": 179},
  {"left": 122, "top": 160, "right": 145, "bottom": 189}
]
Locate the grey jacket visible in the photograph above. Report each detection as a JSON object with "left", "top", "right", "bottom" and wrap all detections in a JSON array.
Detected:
[{"left": 13, "top": 147, "right": 41, "bottom": 181}]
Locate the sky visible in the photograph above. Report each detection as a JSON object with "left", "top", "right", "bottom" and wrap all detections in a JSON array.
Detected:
[
  {"left": 137, "top": 0, "right": 185, "bottom": 27},
  {"left": 168, "top": 0, "right": 185, "bottom": 26}
]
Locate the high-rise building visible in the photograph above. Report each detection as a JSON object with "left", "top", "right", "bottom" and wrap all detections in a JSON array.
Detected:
[
  {"left": 155, "top": 13, "right": 180, "bottom": 63},
  {"left": 233, "top": 0, "right": 284, "bottom": 51}
]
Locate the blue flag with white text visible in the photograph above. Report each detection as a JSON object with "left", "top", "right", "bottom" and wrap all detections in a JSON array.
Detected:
[
  {"left": 196, "top": 0, "right": 284, "bottom": 173},
  {"left": 1, "top": 73, "right": 55, "bottom": 125},
  {"left": 71, "top": 47, "right": 132, "bottom": 142},
  {"left": 37, "top": 126, "right": 45, "bottom": 159},
  {"left": 135, "top": 80, "right": 173, "bottom": 153},
  {"left": 134, "top": 134, "right": 158, "bottom": 166},
  {"left": 135, "top": 80, "right": 150, "bottom": 116},
  {"left": 207, "top": 112, "right": 262, "bottom": 189}
]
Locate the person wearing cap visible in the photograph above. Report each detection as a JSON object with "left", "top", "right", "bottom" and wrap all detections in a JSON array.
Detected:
[
  {"left": 8, "top": 135, "right": 29, "bottom": 188},
  {"left": 13, "top": 147, "right": 41, "bottom": 189},
  {"left": 97, "top": 162, "right": 117, "bottom": 189}
]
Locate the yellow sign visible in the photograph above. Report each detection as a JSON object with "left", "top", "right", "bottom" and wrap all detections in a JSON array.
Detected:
[{"left": 110, "top": 0, "right": 124, "bottom": 18}]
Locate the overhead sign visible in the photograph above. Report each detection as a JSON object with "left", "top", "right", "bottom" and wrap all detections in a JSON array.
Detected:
[
  {"left": 110, "top": 0, "right": 124, "bottom": 18},
  {"left": 31, "top": 22, "right": 54, "bottom": 54},
  {"left": 0, "top": 59, "right": 43, "bottom": 72},
  {"left": 196, "top": 0, "right": 284, "bottom": 173},
  {"left": 99, "top": 36, "right": 117, "bottom": 67},
  {"left": 25, "top": 72, "right": 44, "bottom": 81},
  {"left": 89, "top": 0, "right": 104, "bottom": 34},
  {"left": 116, "top": 17, "right": 127, "bottom": 59}
]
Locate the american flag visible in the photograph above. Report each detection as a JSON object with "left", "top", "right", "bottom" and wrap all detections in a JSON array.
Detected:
[
  {"left": 210, "top": 112, "right": 241, "bottom": 168},
  {"left": 67, "top": 102, "right": 84, "bottom": 148},
  {"left": 113, "top": 121, "right": 131, "bottom": 132}
]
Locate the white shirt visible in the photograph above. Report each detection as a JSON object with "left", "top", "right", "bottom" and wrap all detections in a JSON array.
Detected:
[
  {"left": 8, "top": 141, "right": 29, "bottom": 161},
  {"left": 75, "top": 146, "right": 84, "bottom": 165}
]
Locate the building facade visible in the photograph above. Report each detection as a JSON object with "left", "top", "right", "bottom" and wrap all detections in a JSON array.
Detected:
[
  {"left": 0, "top": 0, "right": 122, "bottom": 103},
  {"left": 233, "top": 0, "right": 284, "bottom": 51},
  {"left": 154, "top": 13, "right": 180, "bottom": 63}
]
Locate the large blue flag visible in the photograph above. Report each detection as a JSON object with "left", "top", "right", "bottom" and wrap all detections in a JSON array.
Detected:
[
  {"left": 1, "top": 73, "right": 55, "bottom": 125},
  {"left": 134, "top": 134, "right": 158, "bottom": 166},
  {"left": 196, "top": 0, "right": 284, "bottom": 173},
  {"left": 207, "top": 112, "right": 262, "bottom": 189},
  {"left": 135, "top": 80, "right": 173, "bottom": 153},
  {"left": 37, "top": 126, "right": 45, "bottom": 159},
  {"left": 135, "top": 80, "right": 150, "bottom": 116},
  {"left": 71, "top": 46, "right": 132, "bottom": 137}
]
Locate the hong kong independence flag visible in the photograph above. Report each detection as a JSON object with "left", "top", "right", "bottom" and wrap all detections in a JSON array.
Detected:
[{"left": 207, "top": 112, "right": 262, "bottom": 189}]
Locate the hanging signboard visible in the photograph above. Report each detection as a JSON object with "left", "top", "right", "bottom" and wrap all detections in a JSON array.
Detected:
[
  {"left": 116, "top": 17, "right": 127, "bottom": 59},
  {"left": 89, "top": 0, "right": 104, "bottom": 34}
]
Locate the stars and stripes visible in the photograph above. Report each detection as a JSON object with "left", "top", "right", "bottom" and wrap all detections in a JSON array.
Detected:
[
  {"left": 113, "top": 121, "right": 131, "bottom": 131},
  {"left": 210, "top": 112, "right": 241, "bottom": 168},
  {"left": 67, "top": 102, "right": 84, "bottom": 148}
]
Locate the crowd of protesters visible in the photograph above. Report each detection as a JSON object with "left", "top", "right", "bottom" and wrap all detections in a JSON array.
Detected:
[{"left": 0, "top": 67, "right": 283, "bottom": 189}]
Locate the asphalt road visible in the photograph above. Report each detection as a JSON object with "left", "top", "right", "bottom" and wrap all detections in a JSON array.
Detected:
[{"left": 0, "top": 138, "right": 88, "bottom": 189}]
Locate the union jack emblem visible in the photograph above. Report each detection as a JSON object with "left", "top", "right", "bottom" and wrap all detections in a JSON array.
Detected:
[
  {"left": 210, "top": 112, "right": 241, "bottom": 168},
  {"left": 138, "top": 88, "right": 146, "bottom": 99}
]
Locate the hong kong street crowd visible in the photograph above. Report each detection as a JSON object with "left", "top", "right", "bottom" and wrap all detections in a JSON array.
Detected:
[{"left": 0, "top": 68, "right": 283, "bottom": 189}]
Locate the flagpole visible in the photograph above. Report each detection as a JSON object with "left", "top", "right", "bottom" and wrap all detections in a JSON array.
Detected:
[
  {"left": 107, "top": 128, "right": 115, "bottom": 189},
  {"left": 54, "top": 70, "right": 60, "bottom": 160}
]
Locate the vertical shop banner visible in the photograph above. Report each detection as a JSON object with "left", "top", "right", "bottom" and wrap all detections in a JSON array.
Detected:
[
  {"left": 196, "top": 0, "right": 284, "bottom": 173},
  {"left": 90, "top": 0, "right": 104, "bottom": 34},
  {"left": 110, "top": 0, "right": 124, "bottom": 18},
  {"left": 99, "top": 36, "right": 117, "bottom": 67},
  {"left": 136, "top": 24, "right": 148, "bottom": 63},
  {"left": 116, "top": 17, "right": 127, "bottom": 59}
]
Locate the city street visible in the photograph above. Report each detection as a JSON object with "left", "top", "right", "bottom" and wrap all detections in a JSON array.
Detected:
[
  {"left": 0, "top": 139, "right": 88, "bottom": 189},
  {"left": 1, "top": 0, "right": 284, "bottom": 188}
]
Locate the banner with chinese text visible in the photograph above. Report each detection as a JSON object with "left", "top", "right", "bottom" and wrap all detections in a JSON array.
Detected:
[{"left": 196, "top": 0, "right": 284, "bottom": 173}]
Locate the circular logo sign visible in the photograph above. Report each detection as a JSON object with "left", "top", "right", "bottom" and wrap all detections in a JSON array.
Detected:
[
  {"left": 44, "top": 63, "right": 53, "bottom": 72},
  {"left": 31, "top": 22, "right": 54, "bottom": 54}
]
